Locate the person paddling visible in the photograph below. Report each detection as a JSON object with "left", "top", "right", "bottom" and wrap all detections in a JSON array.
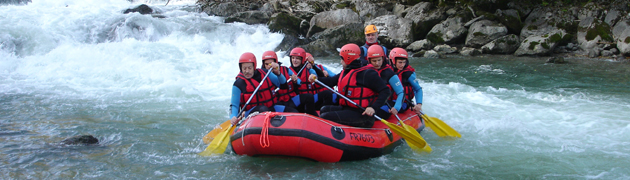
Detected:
[
  {"left": 366, "top": 45, "right": 404, "bottom": 120},
  {"left": 288, "top": 47, "right": 318, "bottom": 95},
  {"left": 390, "top": 47, "right": 423, "bottom": 114},
  {"left": 305, "top": 53, "right": 336, "bottom": 94},
  {"left": 308, "top": 43, "right": 391, "bottom": 128},
  {"left": 261, "top": 50, "right": 317, "bottom": 116},
  {"left": 360, "top": 25, "right": 388, "bottom": 66},
  {"left": 230, "top": 52, "right": 283, "bottom": 125}
]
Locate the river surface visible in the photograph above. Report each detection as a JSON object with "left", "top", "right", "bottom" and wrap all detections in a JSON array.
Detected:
[{"left": 2, "top": 0, "right": 630, "bottom": 179}]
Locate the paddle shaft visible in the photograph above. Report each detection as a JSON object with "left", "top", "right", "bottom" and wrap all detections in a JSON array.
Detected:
[
  {"left": 274, "top": 61, "right": 310, "bottom": 92},
  {"left": 313, "top": 79, "right": 385, "bottom": 120}
]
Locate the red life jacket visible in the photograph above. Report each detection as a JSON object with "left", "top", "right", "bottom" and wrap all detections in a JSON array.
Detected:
[
  {"left": 236, "top": 69, "right": 276, "bottom": 111},
  {"left": 290, "top": 66, "right": 312, "bottom": 95},
  {"left": 276, "top": 66, "right": 297, "bottom": 102},
  {"left": 375, "top": 64, "right": 394, "bottom": 100},
  {"left": 395, "top": 66, "right": 416, "bottom": 101},
  {"left": 338, "top": 65, "right": 378, "bottom": 109}
]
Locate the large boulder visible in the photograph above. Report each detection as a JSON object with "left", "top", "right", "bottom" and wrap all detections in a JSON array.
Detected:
[
  {"left": 520, "top": 7, "right": 577, "bottom": 40},
  {"left": 577, "top": 17, "right": 614, "bottom": 57},
  {"left": 224, "top": 11, "right": 270, "bottom": 25},
  {"left": 406, "top": 39, "right": 435, "bottom": 52},
  {"left": 465, "top": 20, "right": 508, "bottom": 48},
  {"left": 307, "top": 9, "right": 361, "bottom": 37},
  {"left": 303, "top": 23, "right": 364, "bottom": 56},
  {"left": 507, "top": 1, "right": 533, "bottom": 19},
  {"left": 268, "top": 12, "right": 307, "bottom": 37},
  {"left": 202, "top": 2, "right": 245, "bottom": 17},
  {"left": 269, "top": 12, "right": 309, "bottom": 52},
  {"left": 613, "top": 18, "right": 630, "bottom": 56},
  {"left": 515, "top": 29, "right": 568, "bottom": 56},
  {"left": 352, "top": 0, "right": 391, "bottom": 21},
  {"left": 426, "top": 16, "right": 468, "bottom": 44},
  {"left": 481, "top": 34, "right": 520, "bottom": 54},
  {"left": 495, "top": 9, "right": 522, "bottom": 35},
  {"left": 404, "top": 2, "right": 447, "bottom": 41},
  {"left": 365, "top": 15, "right": 414, "bottom": 48}
]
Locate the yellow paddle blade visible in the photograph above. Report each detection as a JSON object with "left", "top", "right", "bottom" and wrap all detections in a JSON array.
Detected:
[
  {"left": 422, "top": 114, "right": 461, "bottom": 138},
  {"left": 380, "top": 119, "right": 431, "bottom": 153},
  {"left": 202, "top": 120, "right": 232, "bottom": 144},
  {"left": 198, "top": 125, "right": 235, "bottom": 156},
  {"left": 399, "top": 120, "right": 432, "bottom": 153},
  {"left": 400, "top": 121, "right": 433, "bottom": 152}
]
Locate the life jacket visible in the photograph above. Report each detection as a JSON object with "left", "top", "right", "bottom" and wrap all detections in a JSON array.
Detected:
[
  {"left": 375, "top": 64, "right": 394, "bottom": 100},
  {"left": 338, "top": 65, "right": 378, "bottom": 109},
  {"left": 276, "top": 66, "right": 297, "bottom": 102},
  {"left": 236, "top": 69, "right": 276, "bottom": 111},
  {"left": 310, "top": 64, "right": 327, "bottom": 94},
  {"left": 394, "top": 66, "right": 416, "bottom": 101},
  {"left": 290, "top": 65, "right": 312, "bottom": 95}
]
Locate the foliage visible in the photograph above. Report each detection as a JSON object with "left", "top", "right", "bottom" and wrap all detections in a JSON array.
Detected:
[{"left": 529, "top": 41, "right": 539, "bottom": 50}]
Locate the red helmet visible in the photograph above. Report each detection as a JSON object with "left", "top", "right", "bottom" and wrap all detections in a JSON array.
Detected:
[
  {"left": 305, "top": 53, "right": 314, "bottom": 63},
  {"left": 289, "top": 47, "right": 306, "bottom": 63},
  {"left": 239, "top": 52, "right": 257, "bottom": 68},
  {"left": 367, "top": 45, "right": 385, "bottom": 59},
  {"left": 261, "top": 51, "right": 278, "bottom": 68},
  {"left": 389, "top": 47, "right": 408, "bottom": 65},
  {"left": 339, "top": 43, "right": 361, "bottom": 64},
  {"left": 261, "top": 51, "right": 278, "bottom": 62}
]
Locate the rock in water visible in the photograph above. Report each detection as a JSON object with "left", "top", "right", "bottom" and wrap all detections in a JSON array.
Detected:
[{"left": 62, "top": 135, "right": 99, "bottom": 145}]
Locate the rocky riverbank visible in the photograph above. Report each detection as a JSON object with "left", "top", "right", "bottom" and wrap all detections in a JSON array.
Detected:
[{"left": 196, "top": 0, "right": 630, "bottom": 61}]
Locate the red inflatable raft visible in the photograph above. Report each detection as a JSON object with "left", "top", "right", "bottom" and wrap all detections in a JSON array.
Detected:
[{"left": 229, "top": 110, "right": 425, "bottom": 162}]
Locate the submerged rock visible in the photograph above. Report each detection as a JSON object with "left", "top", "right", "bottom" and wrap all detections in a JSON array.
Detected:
[
  {"left": 123, "top": 4, "right": 153, "bottom": 15},
  {"left": 62, "top": 135, "right": 99, "bottom": 145}
]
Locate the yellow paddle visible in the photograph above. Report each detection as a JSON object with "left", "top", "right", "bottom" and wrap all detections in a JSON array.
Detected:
[
  {"left": 199, "top": 68, "right": 274, "bottom": 156},
  {"left": 202, "top": 120, "right": 231, "bottom": 144},
  {"left": 387, "top": 103, "right": 431, "bottom": 153},
  {"left": 198, "top": 124, "right": 235, "bottom": 156},
  {"left": 405, "top": 99, "right": 461, "bottom": 138},
  {"left": 314, "top": 79, "right": 431, "bottom": 153},
  {"left": 421, "top": 113, "right": 461, "bottom": 138}
]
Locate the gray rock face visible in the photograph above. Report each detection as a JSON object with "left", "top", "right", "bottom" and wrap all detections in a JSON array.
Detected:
[
  {"left": 495, "top": 9, "right": 522, "bottom": 35},
  {"left": 577, "top": 17, "right": 613, "bottom": 54},
  {"left": 520, "top": 7, "right": 577, "bottom": 40},
  {"left": 404, "top": 2, "right": 447, "bottom": 40},
  {"left": 304, "top": 23, "right": 364, "bottom": 56},
  {"left": 481, "top": 34, "right": 520, "bottom": 54},
  {"left": 613, "top": 18, "right": 630, "bottom": 56},
  {"left": 365, "top": 15, "right": 414, "bottom": 47},
  {"left": 604, "top": 9, "right": 622, "bottom": 26},
  {"left": 465, "top": 20, "right": 508, "bottom": 48},
  {"left": 515, "top": 29, "right": 567, "bottom": 56},
  {"left": 307, "top": 9, "right": 361, "bottom": 37},
  {"left": 406, "top": 39, "right": 435, "bottom": 51},
  {"left": 426, "top": 16, "right": 467, "bottom": 44},
  {"left": 352, "top": 0, "right": 391, "bottom": 21},
  {"left": 577, "top": 2, "right": 605, "bottom": 21}
]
